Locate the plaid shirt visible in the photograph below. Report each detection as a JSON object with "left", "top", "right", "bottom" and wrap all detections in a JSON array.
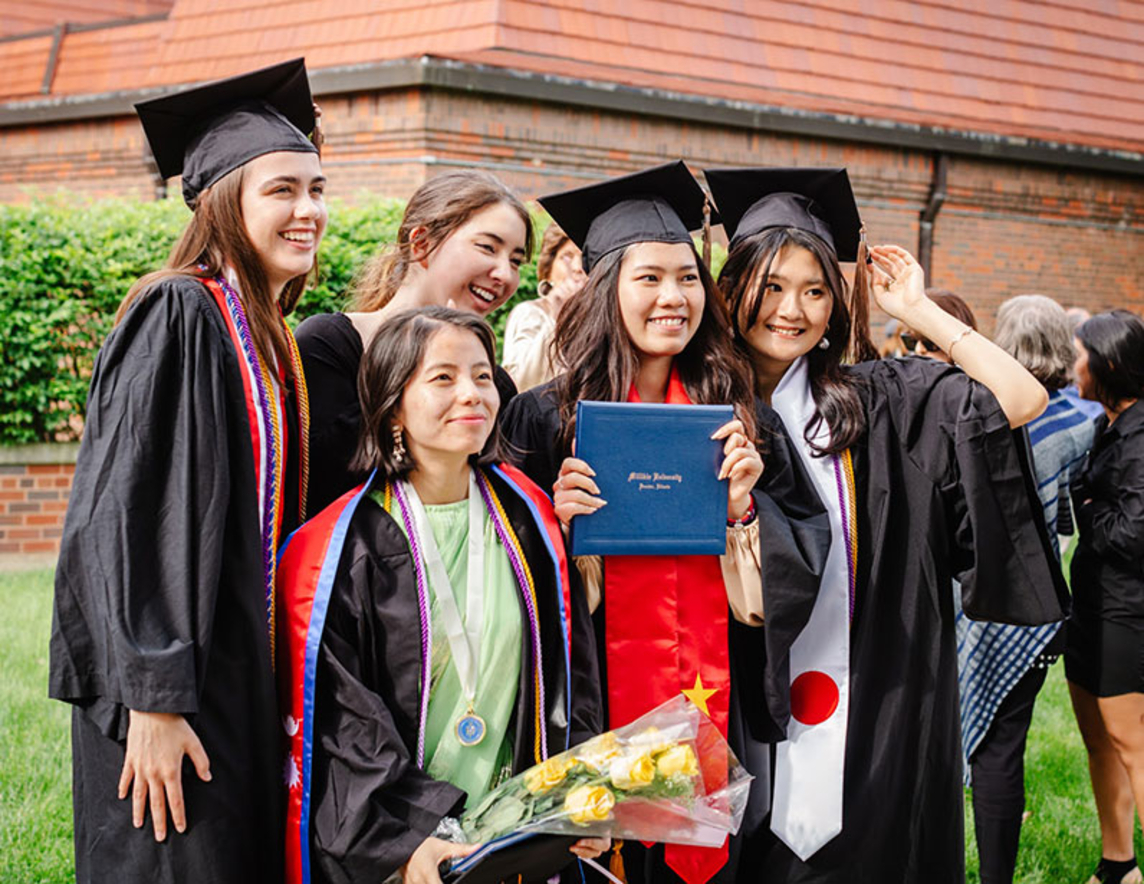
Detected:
[{"left": 956, "top": 391, "right": 1095, "bottom": 783}]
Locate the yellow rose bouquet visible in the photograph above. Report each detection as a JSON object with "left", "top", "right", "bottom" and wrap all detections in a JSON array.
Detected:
[{"left": 459, "top": 695, "right": 752, "bottom": 849}]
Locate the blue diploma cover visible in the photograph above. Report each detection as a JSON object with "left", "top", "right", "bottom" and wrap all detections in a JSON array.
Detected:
[{"left": 569, "top": 401, "right": 732, "bottom": 556}]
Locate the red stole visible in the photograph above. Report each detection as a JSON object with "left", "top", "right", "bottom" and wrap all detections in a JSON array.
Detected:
[{"left": 605, "top": 366, "right": 730, "bottom": 884}]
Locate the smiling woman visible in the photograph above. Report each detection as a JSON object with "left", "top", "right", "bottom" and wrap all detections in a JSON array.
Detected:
[
  {"left": 49, "top": 59, "right": 325, "bottom": 884},
  {"left": 276, "top": 306, "right": 604, "bottom": 884},
  {"left": 295, "top": 170, "right": 532, "bottom": 514}
]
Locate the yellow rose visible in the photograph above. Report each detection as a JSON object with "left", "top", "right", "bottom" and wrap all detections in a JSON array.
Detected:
[
  {"left": 574, "top": 732, "right": 621, "bottom": 772},
  {"left": 563, "top": 784, "right": 616, "bottom": 825},
  {"left": 609, "top": 752, "right": 656, "bottom": 790},
  {"left": 629, "top": 726, "right": 673, "bottom": 756},
  {"left": 656, "top": 744, "right": 699, "bottom": 778},
  {"left": 523, "top": 755, "right": 574, "bottom": 794}
]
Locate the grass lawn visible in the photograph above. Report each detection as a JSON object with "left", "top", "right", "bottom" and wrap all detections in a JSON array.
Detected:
[{"left": 1, "top": 563, "right": 1141, "bottom": 883}]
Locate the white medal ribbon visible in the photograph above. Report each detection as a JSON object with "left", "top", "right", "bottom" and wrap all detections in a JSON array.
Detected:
[
  {"left": 769, "top": 355, "right": 850, "bottom": 860},
  {"left": 401, "top": 470, "right": 487, "bottom": 738}
]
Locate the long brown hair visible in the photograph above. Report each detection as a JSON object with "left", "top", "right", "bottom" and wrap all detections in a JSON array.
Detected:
[
  {"left": 553, "top": 243, "right": 757, "bottom": 457},
  {"left": 720, "top": 226, "right": 876, "bottom": 456},
  {"left": 116, "top": 165, "right": 313, "bottom": 377},
  {"left": 351, "top": 170, "right": 535, "bottom": 312}
]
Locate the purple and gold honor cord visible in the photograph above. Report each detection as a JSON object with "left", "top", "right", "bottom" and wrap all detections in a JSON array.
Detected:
[
  {"left": 388, "top": 469, "right": 549, "bottom": 768},
  {"left": 831, "top": 448, "right": 858, "bottom": 623}
]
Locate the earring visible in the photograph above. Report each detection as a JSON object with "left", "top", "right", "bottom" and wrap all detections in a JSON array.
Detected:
[
  {"left": 391, "top": 424, "right": 407, "bottom": 462},
  {"left": 818, "top": 335, "right": 831, "bottom": 350}
]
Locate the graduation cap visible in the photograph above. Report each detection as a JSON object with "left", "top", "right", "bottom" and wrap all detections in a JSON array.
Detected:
[
  {"left": 538, "top": 161, "right": 714, "bottom": 272},
  {"left": 136, "top": 58, "right": 319, "bottom": 207},
  {"left": 703, "top": 167, "right": 862, "bottom": 261}
]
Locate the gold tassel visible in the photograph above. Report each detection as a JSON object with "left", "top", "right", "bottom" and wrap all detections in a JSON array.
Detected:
[
  {"left": 702, "top": 195, "right": 713, "bottom": 271},
  {"left": 609, "top": 839, "right": 628, "bottom": 884},
  {"left": 848, "top": 223, "right": 877, "bottom": 364}
]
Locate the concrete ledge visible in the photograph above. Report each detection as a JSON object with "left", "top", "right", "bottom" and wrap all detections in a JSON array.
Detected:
[{"left": 0, "top": 443, "right": 80, "bottom": 465}]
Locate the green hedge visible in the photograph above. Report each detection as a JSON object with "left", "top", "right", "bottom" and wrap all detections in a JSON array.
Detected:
[{"left": 0, "top": 197, "right": 538, "bottom": 445}]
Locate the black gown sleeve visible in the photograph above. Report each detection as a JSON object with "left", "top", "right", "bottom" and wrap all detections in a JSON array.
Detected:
[
  {"left": 310, "top": 531, "right": 465, "bottom": 884},
  {"left": 862, "top": 357, "right": 1065, "bottom": 625},
  {"left": 50, "top": 278, "right": 236, "bottom": 726},
  {"left": 565, "top": 559, "right": 604, "bottom": 746},
  {"left": 1077, "top": 442, "right": 1144, "bottom": 562},
  {"left": 499, "top": 381, "right": 564, "bottom": 494}
]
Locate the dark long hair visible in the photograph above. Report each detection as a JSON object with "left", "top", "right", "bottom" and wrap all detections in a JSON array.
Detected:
[
  {"left": 351, "top": 306, "right": 506, "bottom": 480},
  {"left": 552, "top": 243, "right": 757, "bottom": 457},
  {"left": 1075, "top": 309, "right": 1144, "bottom": 410},
  {"left": 719, "top": 226, "right": 877, "bottom": 456},
  {"left": 117, "top": 164, "right": 314, "bottom": 378}
]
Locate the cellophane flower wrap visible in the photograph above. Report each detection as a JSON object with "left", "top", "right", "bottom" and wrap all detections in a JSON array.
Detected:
[{"left": 460, "top": 695, "right": 752, "bottom": 847}]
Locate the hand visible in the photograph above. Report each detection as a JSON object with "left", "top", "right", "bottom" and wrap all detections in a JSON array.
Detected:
[
  {"left": 867, "top": 245, "right": 927, "bottom": 322},
  {"left": 401, "top": 837, "right": 479, "bottom": 884},
  {"left": 553, "top": 457, "right": 606, "bottom": 528},
  {"left": 118, "top": 710, "right": 212, "bottom": 842},
  {"left": 712, "top": 419, "right": 763, "bottom": 520},
  {"left": 570, "top": 836, "right": 611, "bottom": 860},
  {"left": 543, "top": 271, "right": 587, "bottom": 318}
]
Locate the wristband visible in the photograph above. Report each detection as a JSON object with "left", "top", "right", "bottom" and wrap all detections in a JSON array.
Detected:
[{"left": 728, "top": 498, "right": 756, "bottom": 527}]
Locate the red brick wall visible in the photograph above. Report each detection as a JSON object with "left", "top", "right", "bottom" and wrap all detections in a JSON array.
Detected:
[
  {"left": 0, "top": 462, "right": 73, "bottom": 556},
  {"left": 1, "top": 84, "right": 1140, "bottom": 328}
]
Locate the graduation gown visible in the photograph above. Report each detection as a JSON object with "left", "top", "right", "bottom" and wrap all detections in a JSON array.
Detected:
[
  {"left": 746, "top": 357, "right": 1068, "bottom": 883},
  {"left": 49, "top": 277, "right": 302, "bottom": 884},
  {"left": 499, "top": 382, "right": 831, "bottom": 884},
  {"left": 277, "top": 465, "right": 602, "bottom": 884}
]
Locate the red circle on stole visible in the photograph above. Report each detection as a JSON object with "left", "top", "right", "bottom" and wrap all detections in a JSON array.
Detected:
[{"left": 790, "top": 670, "right": 840, "bottom": 725}]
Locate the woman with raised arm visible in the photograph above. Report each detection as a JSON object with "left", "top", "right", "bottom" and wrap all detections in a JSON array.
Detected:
[
  {"left": 278, "top": 307, "right": 605, "bottom": 884},
  {"left": 297, "top": 171, "right": 532, "bottom": 513},
  {"left": 501, "top": 162, "right": 829, "bottom": 884},
  {"left": 705, "top": 166, "right": 1066, "bottom": 884},
  {"left": 49, "top": 60, "right": 326, "bottom": 884}
]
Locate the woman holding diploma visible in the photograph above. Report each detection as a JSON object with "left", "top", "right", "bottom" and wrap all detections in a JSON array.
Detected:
[
  {"left": 501, "top": 162, "right": 829, "bottom": 884},
  {"left": 705, "top": 166, "right": 1067, "bottom": 883},
  {"left": 277, "top": 307, "right": 605, "bottom": 884}
]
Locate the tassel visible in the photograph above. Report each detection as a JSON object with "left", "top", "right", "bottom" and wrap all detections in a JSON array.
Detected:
[
  {"left": 848, "top": 223, "right": 877, "bottom": 364},
  {"left": 609, "top": 839, "right": 628, "bottom": 884},
  {"left": 702, "top": 196, "right": 713, "bottom": 271},
  {"left": 311, "top": 102, "right": 325, "bottom": 157}
]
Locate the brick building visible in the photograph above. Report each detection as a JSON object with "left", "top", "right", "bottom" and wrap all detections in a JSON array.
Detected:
[
  {"left": 0, "top": 2, "right": 1141, "bottom": 557},
  {"left": 1, "top": 0, "right": 1141, "bottom": 314}
]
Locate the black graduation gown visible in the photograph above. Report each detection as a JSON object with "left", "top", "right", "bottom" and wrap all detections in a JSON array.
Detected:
[
  {"left": 296, "top": 311, "right": 519, "bottom": 515},
  {"left": 304, "top": 468, "right": 603, "bottom": 884},
  {"left": 499, "top": 382, "right": 831, "bottom": 884},
  {"left": 745, "top": 357, "right": 1068, "bottom": 884},
  {"left": 49, "top": 277, "right": 301, "bottom": 884}
]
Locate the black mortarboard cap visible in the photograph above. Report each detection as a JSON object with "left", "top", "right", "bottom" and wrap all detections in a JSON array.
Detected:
[
  {"left": 538, "top": 161, "right": 714, "bottom": 272},
  {"left": 704, "top": 167, "right": 862, "bottom": 261},
  {"left": 135, "top": 58, "right": 318, "bottom": 207}
]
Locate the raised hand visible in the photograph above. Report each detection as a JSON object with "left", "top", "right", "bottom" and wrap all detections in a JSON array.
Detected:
[{"left": 868, "top": 244, "right": 927, "bottom": 322}]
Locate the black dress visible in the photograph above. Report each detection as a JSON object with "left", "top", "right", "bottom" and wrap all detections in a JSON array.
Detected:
[
  {"left": 284, "top": 467, "right": 602, "bottom": 883},
  {"left": 1066, "top": 399, "right": 1144, "bottom": 697},
  {"left": 50, "top": 278, "right": 302, "bottom": 884},
  {"left": 500, "top": 381, "right": 831, "bottom": 884},
  {"left": 744, "top": 357, "right": 1068, "bottom": 884},
  {"left": 296, "top": 312, "right": 518, "bottom": 514}
]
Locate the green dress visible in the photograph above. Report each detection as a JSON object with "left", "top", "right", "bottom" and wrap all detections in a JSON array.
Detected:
[{"left": 383, "top": 492, "right": 524, "bottom": 808}]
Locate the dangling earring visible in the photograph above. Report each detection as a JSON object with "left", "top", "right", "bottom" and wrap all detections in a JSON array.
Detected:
[
  {"left": 818, "top": 327, "right": 831, "bottom": 350},
  {"left": 391, "top": 424, "right": 407, "bottom": 462}
]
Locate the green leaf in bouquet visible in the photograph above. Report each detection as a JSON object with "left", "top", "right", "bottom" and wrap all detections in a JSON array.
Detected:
[{"left": 477, "top": 794, "right": 527, "bottom": 836}]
